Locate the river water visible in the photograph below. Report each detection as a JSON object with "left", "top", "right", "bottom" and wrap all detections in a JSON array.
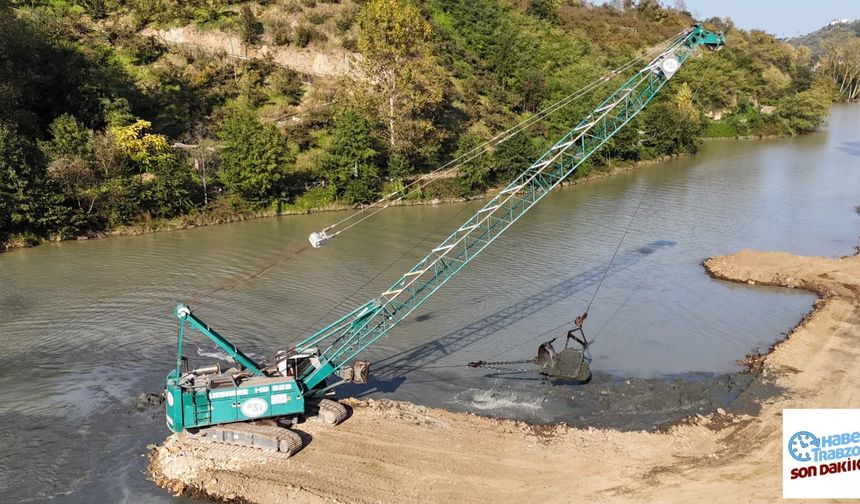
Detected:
[{"left": 1, "top": 104, "right": 858, "bottom": 502}]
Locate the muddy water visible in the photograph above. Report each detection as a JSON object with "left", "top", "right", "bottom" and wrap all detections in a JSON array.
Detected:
[{"left": 1, "top": 104, "right": 859, "bottom": 502}]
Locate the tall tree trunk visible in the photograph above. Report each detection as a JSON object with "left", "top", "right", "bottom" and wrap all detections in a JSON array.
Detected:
[
  {"left": 200, "top": 160, "right": 208, "bottom": 206},
  {"left": 388, "top": 77, "right": 397, "bottom": 152}
]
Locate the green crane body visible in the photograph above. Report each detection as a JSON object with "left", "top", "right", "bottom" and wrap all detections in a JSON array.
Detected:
[{"left": 164, "top": 25, "right": 724, "bottom": 436}]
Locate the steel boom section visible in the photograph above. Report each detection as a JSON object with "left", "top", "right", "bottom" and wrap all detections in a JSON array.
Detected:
[{"left": 295, "top": 29, "right": 712, "bottom": 386}]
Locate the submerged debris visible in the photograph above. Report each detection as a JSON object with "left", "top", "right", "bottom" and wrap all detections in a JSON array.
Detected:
[{"left": 134, "top": 392, "right": 164, "bottom": 412}]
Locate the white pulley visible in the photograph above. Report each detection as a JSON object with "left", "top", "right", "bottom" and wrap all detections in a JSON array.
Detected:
[
  {"left": 658, "top": 53, "right": 680, "bottom": 79},
  {"left": 308, "top": 230, "right": 330, "bottom": 248}
]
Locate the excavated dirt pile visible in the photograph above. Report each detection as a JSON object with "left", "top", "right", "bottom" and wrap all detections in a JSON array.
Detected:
[{"left": 150, "top": 249, "right": 860, "bottom": 504}]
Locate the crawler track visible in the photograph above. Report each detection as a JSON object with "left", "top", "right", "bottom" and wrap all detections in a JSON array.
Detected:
[{"left": 190, "top": 422, "right": 303, "bottom": 456}]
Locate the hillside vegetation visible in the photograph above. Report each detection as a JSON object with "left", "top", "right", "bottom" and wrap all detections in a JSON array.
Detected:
[
  {"left": 791, "top": 20, "right": 860, "bottom": 102},
  {"left": 0, "top": 0, "right": 833, "bottom": 249},
  {"left": 792, "top": 20, "right": 860, "bottom": 57}
]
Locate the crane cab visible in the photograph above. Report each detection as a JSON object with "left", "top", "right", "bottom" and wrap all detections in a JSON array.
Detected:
[{"left": 165, "top": 361, "right": 306, "bottom": 433}]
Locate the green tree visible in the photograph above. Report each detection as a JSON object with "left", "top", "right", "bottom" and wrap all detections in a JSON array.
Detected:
[
  {"left": 320, "top": 108, "right": 380, "bottom": 205},
  {"left": 0, "top": 123, "right": 32, "bottom": 242},
  {"left": 42, "top": 114, "right": 92, "bottom": 160},
  {"left": 357, "top": 0, "right": 445, "bottom": 175},
  {"left": 138, "top": 152, "right": 198, "bottom": 218},
  {"left": 218, "top": 100, "right": 292, "bottom": 205},
  {"left": 42, "top": 114, "right": 100, "bottom": 216},
  {"left": 493, "top": 132, "right": 537, "bottom": 184},
  {"left": 527, "top": 0, "right": 560, "bottom": 23},
  {"left": 602, "top": 119, "right": 640, "bottom": 163},
  {"left": 453, "top": 129, "right": 493, "bottom": 196},
  {"left": 777, "top": 86, "right": 831, "bottom": 134},
  {"left": 0, "top": 122, "right": 70, "bottom": 243},
  {"left": 640, "top": 102, "right": 702, "bottom": 157}
]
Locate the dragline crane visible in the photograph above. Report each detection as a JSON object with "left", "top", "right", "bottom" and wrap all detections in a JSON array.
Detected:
[{"left": 163, "top": 25, "right": 725, "bottom": 454}]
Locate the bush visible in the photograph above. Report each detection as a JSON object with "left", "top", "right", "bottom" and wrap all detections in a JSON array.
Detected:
[
  {"left": 527, "top": 0, "right": 560, "bottom": 23},
  {"left": 237, "top": 5, "right": 264, "bottom": 45},
  {"left": 293, "top": 184, "right": 336, "bottom": 210},
  {"left": 268, "top": 18, "right": 293, "bottom": 45},
  {"left": 124, "top": 35, "right": 165, "bottom": 64},
  {"left": 341, "top": 35, "right": 357, "bottom": 51},
  {"left": 335, "top": 9, "right": 356, "bottom": 33},
  {"left": 703, "top": 120, "right": 735, "bottom": 138},
  {"left": 270, "top": 69, "right": 305, "bottom": 105},
  {"left": 294, "top": 24, "right": 326, "bottom": 48},
  {"left": 283, "top": 0, "right": 302, "bottom": 14},
  {"left": 307, "top": 12, "right": 330, "bottom": 25}
]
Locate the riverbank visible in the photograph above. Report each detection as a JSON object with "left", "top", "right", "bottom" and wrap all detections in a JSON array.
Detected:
[
  {"left": 148, "top": 244, "right": 860, "bottom": 503},
  {"left": 1, "top": 153, "right": 686, "bottom": 253}
]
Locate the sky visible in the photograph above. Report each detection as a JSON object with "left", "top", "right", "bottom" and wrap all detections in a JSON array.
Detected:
[{"left": 682, "top": 0, "right": 860, "bottom": 38}]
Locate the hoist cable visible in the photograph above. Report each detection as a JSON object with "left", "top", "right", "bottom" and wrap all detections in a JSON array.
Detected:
[
  {"left": 582, "top": 47, "right": 717, "bottom": 318},
  {"left": 186, "top": 243, "right": 312, "bottom": 308},
  {"left": 584, "top": 188, "right": 648, "bottom": 315}
]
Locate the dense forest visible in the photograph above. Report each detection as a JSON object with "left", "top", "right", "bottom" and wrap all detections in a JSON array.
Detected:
[{"left": 0, "top": 0, "right": 836, "bottom": 249}]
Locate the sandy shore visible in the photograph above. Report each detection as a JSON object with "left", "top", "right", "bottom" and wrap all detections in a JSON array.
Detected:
[{"left": 149, "top": 248, "right": 860, "bottom": 503}]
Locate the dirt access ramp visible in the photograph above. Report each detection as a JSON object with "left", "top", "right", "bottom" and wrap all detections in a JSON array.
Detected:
[{"left": 149, "top": 249, "right": 860, "bottom": 504}]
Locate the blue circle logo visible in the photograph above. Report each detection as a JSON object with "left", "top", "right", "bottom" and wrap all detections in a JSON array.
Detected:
[{"left": 788, "top": 431, "right": 820, "bottom": 462}]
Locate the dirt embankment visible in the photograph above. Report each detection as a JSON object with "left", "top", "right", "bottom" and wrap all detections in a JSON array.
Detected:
[
  {"left": 142, "top": 25, "right": 356, "bottom": 78},
  {"left": 149, "top": 249, "right": 860, "bottom": 503}
]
